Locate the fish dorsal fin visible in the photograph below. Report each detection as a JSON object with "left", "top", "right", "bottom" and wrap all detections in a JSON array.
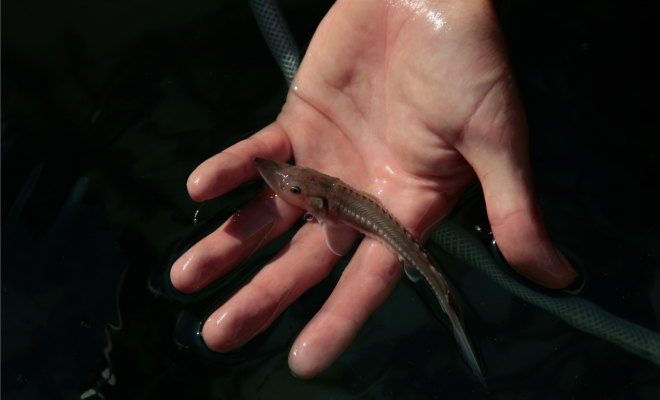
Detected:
[{"left": 323, "top": 221, "right": 359, "bottom": 256}]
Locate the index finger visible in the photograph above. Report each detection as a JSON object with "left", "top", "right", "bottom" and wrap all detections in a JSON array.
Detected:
[{"left": 187, "top": 123, "right": 293, "bottom": 201}]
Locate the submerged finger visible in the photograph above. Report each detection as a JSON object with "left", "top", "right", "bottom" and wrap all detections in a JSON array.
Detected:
[
  {"left": 201, "top": 222, "right": 341, "bottom": 352},
  {"left": 187, "top": 123, "right": 292, "bottom": 202},
  {"left": 476, "top": 151, "right": 575, "bottom": 288},
  {"left": 170, "top": 189, "right": 301, "bottom": 293},
  {"left": 288, "top": 238, "right": 403, "bottom": 378},
  {"left": 462, "top": 103, "right": 575, "bottom": 288}
]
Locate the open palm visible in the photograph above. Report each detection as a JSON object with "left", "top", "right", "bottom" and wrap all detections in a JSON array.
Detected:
[{"left": 171, "top": 0, "right": 575, "bottom": 379}]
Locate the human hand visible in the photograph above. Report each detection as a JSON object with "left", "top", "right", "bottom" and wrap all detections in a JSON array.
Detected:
[{"left": 171, "top": 0, "right": 575, "bottom": 378}]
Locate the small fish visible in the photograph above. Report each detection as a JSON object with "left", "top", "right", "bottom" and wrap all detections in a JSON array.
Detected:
[{"left": 254, "top": 157, "right": 486, "bottom": 387}]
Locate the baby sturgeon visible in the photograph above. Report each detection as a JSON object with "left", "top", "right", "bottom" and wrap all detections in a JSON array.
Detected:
[{"left": 254, "top": 157, "right": 485, "bottom": 387}]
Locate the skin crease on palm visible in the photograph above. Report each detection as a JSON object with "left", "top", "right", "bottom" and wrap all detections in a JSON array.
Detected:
[{"left": 171, "top": 0, "right": 576, "bottom": 379}]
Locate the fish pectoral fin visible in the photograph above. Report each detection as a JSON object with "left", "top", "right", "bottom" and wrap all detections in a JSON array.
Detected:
[
  {"left": 323, "top": 222, "right": 359, "bottom": 256},
  {"left": 404, "top": 263, "right": 423, "bottom": 282}
]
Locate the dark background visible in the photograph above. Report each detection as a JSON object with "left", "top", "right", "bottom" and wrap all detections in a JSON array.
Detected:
[{"left": 2, "top": 1, "right": 659, "bottom": 399}]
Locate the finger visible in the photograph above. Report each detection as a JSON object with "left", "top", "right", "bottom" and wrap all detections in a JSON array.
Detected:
[
  {"left": 201, "top": 222, "right": 341, "bottom": 352},
  {"left": 170, "top": 188, "right": 301, "bottom": 293},
  {"left": 482, "top": 166, "right": 574, "bottom": 289},
  {"left": 461, "top": 91, "right": 575, "bottom": 288},
  {"left": 187, "top": 123, "right": 292, "bottom": 201},
  {"left": 288, "top": 238, "right": 403, "bottom": 378}
]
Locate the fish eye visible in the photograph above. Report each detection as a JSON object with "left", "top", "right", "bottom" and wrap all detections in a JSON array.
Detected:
[{"left": 290, "top": 186, "right": 301, "bottom": 195}]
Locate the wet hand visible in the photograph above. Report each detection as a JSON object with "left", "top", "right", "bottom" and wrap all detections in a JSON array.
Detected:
[{"left": 171, "top": 0, "right": 575, "bottom": 379}]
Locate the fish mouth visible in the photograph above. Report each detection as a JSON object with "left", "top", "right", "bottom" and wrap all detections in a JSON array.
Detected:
[
  {"left": 253, "top": 157, "right": 290, "bottom": 174},
  {"left": 254, "top": 157, "right": 293, "bottom": 191}
]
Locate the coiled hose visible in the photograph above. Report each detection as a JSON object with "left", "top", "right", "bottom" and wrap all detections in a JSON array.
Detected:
[
  {"left": 248, "top": 0, "right": 299, "bottom": 86},
  {"left": 432, "top": 220, "right": 660, "bottom": 365},
  {"left": 249, "top": 0, "right": 660, "bottom": 365}
]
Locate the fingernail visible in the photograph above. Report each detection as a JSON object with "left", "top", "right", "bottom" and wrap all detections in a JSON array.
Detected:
[{"left": 555, "top": 246, "right": 575, "bottom": 273}]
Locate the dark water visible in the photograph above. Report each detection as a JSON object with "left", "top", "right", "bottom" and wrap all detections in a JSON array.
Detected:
[{"left": 2, "top": 1, "right": 659, "bottom": 399}]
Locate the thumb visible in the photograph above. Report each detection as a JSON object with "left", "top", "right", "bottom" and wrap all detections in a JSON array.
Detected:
[{"left": 463, "top": 122, "right": 575, "bottom": 289}]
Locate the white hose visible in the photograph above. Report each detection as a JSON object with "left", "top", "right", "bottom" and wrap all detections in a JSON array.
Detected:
[
  {"left": 248, "top": 0, "right": 299, "bottom": 86},
  {"left": 431, "top": 220, "right": 660, "bottom": 365}
]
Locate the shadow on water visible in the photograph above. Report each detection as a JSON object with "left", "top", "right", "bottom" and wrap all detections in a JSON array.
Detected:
[{"left": 2, "top": 1, "right": 659, "bottom": 399}]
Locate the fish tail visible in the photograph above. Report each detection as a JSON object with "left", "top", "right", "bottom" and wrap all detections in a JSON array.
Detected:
[
  {"left": 428, "top": 266, "right": 487, "bottom": 390},
  {"left": 447, "top": 310, "right": 488, "bottom": 390}
]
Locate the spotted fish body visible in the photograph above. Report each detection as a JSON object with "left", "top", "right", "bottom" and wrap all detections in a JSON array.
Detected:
[{"left": 253, "top": 157, "right": 485, "bottom": 387}]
